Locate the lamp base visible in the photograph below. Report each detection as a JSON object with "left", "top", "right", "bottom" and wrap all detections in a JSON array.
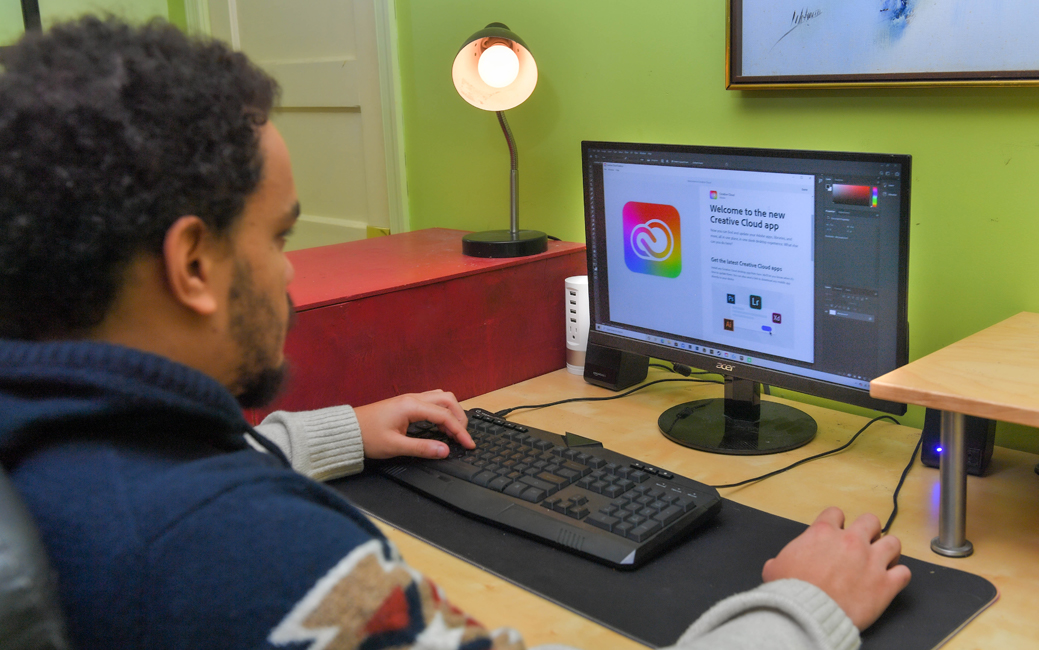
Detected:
[{"left": 462, "top": 230, "right": 548, "bottom": 258}]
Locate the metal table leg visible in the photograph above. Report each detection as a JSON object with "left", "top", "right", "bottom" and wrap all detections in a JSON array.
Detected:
[{"left": 930, "top": 410, "right": 974, "bottom": 557}]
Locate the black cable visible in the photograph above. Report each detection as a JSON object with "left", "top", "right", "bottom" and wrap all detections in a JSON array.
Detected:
[
  {"left": 710, "top": 415, "right": 900, "bottom": 489},
  {"left": 650, "top": 361, "right": 711, "bottom": 376},
  {"left": 882, "top": 431, "right": 923, "bottom": 534},
  {"left": 493, "top": 377, "right": 723, "bottom": 418},
  {"left": 495, "top": 375, "right": 913, "bottom": 533}
]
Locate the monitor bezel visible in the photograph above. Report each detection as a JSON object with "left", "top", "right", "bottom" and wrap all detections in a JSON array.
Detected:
[{"left": 582, "top": 140, "right": 910, "bottom": 416}]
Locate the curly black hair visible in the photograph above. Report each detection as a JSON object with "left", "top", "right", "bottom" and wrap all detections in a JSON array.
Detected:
[{"left": 0, "top": 16, "right": 279, "bottom": 339}]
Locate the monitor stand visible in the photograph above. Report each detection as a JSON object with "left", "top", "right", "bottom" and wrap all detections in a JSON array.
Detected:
[{"left": 658, "top": 376, "right": 816, "bottom": 455}]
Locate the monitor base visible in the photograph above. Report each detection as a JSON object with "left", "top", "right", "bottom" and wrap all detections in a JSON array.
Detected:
[{"left": 658, "top": 398, "right": 817, "bottom": 455}]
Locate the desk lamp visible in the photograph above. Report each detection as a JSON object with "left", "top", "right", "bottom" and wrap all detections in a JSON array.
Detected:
[{"left": 452, "top": 23, "right": 547, "bottom": 258}]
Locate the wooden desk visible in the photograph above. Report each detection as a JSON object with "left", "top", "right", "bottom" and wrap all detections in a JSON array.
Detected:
[
  {"left": 872, "top": 312, "right": 1039, "bottom": 557},
  {"left": 373, "top": 368, "right": 1039, "bottom": 649}
]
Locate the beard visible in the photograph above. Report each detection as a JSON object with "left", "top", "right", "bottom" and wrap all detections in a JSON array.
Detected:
[{"left": 227, "top": 260, "right": 296, "bottom": 408}]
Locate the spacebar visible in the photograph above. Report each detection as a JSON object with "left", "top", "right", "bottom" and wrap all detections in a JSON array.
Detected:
[{"left": 433, "top": 459, "right": 481, "bottom": 481}]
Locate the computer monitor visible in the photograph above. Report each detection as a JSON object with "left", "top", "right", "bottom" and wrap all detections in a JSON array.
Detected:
[{"left": 582, "top": 141, "right": 910, "bottom": 455}]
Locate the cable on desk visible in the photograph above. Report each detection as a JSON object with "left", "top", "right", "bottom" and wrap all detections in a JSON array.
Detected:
[
  {"left": 709, "top": 415, "right": 900, "bottom": 490},
  {"left": 882, "top": 431, "right": 923, "bottom": 535},
  {"left": 492, "top": 377, "right": 723, "bottom": 419},
  {"left": 494, "top": 371, "right": 914, "bottom": 534},
  {"left": 651, "top": 361, "right": 711, "bottom": 376}
]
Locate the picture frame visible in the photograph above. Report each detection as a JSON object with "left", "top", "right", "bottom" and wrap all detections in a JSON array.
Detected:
[{"left": 727, "top": 1, "right": 1039, "bottom": 89}]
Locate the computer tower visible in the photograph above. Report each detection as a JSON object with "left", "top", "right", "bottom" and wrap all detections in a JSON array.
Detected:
[
  {"left": 920, "top": 408, "right": 995, "bottom": 476},
  {"left": 583, "top": 342, "right": 648, "bottom": 391}
]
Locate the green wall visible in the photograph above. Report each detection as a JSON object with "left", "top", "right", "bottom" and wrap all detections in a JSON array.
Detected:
[
  {"left": 1, "top": 0, "right": 24, "bottom": 45},
  {"left": 1, "top": 0, "right": 178, "bottom": 44},
  {"left": 36, "top": 0, "right": 169, "bottom": 25},
  {"left": 396, "top": 0, "right": 1039, "bottom": 452}
]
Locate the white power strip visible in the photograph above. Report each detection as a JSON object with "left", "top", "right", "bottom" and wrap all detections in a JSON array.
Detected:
[{"left": 565, "top": 275, "right": 589, "bottom": 374}]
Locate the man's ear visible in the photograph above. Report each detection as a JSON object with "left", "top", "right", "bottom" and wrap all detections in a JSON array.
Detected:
[{"left": 162, "top": 215, "right": 227, "bottom": 316}]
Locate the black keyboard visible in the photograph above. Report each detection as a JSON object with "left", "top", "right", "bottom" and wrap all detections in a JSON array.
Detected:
[{"left": 379, "top": 408, "right": 722, "bottom": 569}]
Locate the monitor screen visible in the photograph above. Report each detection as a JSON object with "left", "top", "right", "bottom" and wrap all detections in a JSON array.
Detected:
[{"left": 582, "top": 140, "right": 910, "bottom": 454}]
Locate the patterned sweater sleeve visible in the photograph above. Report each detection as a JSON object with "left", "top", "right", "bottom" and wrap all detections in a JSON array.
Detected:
[
  {"left": 531, "top": 579, "right": 858, "bottom": 650},
  {"left": 254, "top": 405, "right": 365, "bottom": 481}
]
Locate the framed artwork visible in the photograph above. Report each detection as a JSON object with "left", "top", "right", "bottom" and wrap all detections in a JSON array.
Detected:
[{"left": 728, "top": 1, "right": 1039, "bottom": 88}]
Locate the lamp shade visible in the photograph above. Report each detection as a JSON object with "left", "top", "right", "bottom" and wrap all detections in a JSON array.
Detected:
[{"left": 451, "top": 23, "right": 537, "bottom": 111}]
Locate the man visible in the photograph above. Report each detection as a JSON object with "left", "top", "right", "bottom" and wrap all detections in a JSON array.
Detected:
[{"left": 0, "top": 17, "right": 909, "bottom": 650}]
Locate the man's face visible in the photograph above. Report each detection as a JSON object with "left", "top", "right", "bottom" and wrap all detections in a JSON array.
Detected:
[{"left": 224, "top": 123, "right": 299, "bottom": 407}]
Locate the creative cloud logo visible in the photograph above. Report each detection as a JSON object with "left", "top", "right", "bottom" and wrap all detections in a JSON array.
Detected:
[
  {"left": 710, "top": 190, "right": 718, "bottom": 199},
  {"left": 623, "top": 202, "right": 681, "bottom": 277}
]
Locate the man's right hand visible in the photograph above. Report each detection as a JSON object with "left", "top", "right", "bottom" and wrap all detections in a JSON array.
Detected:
[{"left": 761, "top": 506, "right": 912, "bottom": 631}]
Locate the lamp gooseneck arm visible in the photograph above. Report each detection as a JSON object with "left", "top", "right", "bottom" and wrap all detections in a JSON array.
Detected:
[{"left": 496, "top": 110, "right": 519, "bottom": 237}]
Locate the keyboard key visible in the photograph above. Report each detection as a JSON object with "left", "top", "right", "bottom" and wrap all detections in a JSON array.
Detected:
[
  {"left": 613, "top": 521, "right": 634, "bottom": 537},
  {"left": 568, "top": 507, "right": 590, "bottom": 520},
  {"left": 655, "top": 505, "right": 684, "bottom": 526},
  {"left": 627, "top": 521, "right": 662, "bottom": 542},
  {"left": 535, "top": 472, "right": 568, "bottom": 487},
  {"left": 504, "top": 482, "right": 527, "bottom": 498},
  {"left": 487, "top": 476, "right": 513, "bottom": 492},
  {"left": 520, "top": 475, "right": 558, "bottom": 495},
  {"left": 520, "top": 487, "right": 546, "bottom": 503},
  {"left": 436, "top": 460, "right": 481, "bottom": 481},
  {"left": 560, "top": 460, "right": 591, "bottom": 476},
  {"left": 472, "top": 471, "right": 497, "bottom": 487},
  {"left": 586, "top": 512, "right": 619, "bottom": 531}
]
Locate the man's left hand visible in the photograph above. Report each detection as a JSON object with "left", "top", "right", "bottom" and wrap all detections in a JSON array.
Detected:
[{"left": 354, "top": 390, "right": 474, "bottom": 460}]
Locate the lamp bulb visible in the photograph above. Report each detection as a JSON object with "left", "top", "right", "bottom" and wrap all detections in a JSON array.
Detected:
[{"left": 478, "top": 44, "right": 520, "bottom": 88}]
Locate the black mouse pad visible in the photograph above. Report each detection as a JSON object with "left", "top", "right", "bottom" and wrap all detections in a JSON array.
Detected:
[{"left": 330, "top": 472, "right": 997, "bottom": 649}]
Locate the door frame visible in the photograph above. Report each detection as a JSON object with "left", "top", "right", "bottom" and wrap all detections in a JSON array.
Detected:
[{"left": 182, "top": 0, "right": 409, "bottom": 234}]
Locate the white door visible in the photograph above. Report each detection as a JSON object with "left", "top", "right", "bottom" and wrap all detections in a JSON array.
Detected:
[{"left": 201, "top": 0, "right": 406, "bottom": 250}]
